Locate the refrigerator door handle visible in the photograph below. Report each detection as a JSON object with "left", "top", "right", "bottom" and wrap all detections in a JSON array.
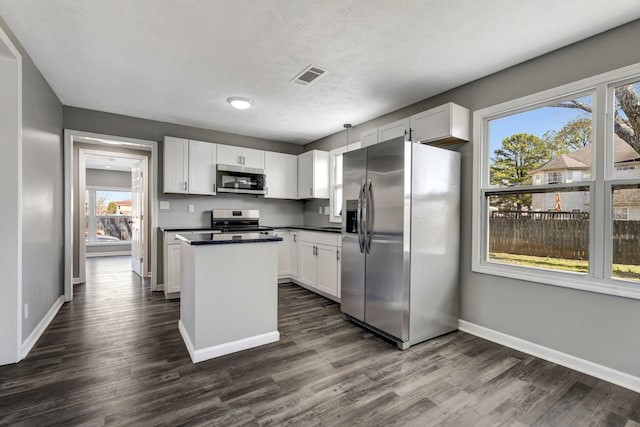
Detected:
[
  {"left": 365, "top": 179, "right": 373, "bottom": 254},
  {"left": 357, "top": 182, "right": 365, "bottom": 253}
]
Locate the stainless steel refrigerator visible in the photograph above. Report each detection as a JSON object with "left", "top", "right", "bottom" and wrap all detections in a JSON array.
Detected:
[{"left": 341, "top": 136, "right": 460, "bottom": 349}]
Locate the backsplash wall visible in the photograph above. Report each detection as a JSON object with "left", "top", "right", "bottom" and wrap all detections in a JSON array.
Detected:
[{"left": 303, "top": 199, "right": 333, "bottom": 227}]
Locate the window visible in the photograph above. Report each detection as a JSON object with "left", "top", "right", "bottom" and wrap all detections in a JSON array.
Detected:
[
  {"left": 547, "top": 171, "right": 563, "bottom": 184},
  {"left": 329, "top": 142, "right": 361, "bottom": 223},
  {"left": 85, "top": 188, "right": 133, "bottom": 244},
  {"left": 473, "top": 64, "right": 640, "bottom": 299}
]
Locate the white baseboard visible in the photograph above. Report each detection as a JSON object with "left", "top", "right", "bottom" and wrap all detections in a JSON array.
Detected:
[
  {"left": 179, "top": 320, "right": 279, "bottom": 364},
  {"left": 458, "top": 320, "right": 640, "bottom": 393},
  {"left": 285, "top": 278, "right": 341, "bottom": 303},
  {"left": 21, "top": 296, "right": 64, "bottom": 360}
]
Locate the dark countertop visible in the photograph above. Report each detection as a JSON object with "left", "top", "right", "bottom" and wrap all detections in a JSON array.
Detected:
[
  {"left": 273, "top": 225, "right": 342, "bottom": 233},
  {"left": 160, "top": 226, "right": 216, "bottom": 232},
  {"left": 177, "top": 232, "right": 283, "bottom": 245},
  {"left": 162, "top": 225, "right": 342, "bottom": 234}
]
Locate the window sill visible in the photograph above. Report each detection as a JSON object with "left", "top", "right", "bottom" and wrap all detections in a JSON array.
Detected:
[
  {"left": 86, "top": 241, "right": 132, "bottom": 247},
  {"left": 472, "top": 260, "right": 640, "bottom": 301}
]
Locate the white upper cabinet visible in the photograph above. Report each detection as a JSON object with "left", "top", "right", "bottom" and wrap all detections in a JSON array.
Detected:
[
  {"left": 163, "top": 136, "right": 190, "bottom": 194},
  {"left": 264, "top": 151, "right": 297, "bottom": 199},
  {"left": 298, "top": 150, "right": 329, "bottom": 199},
  {"left": 217, "top": 144, "right": 265, "bottom": 169},
  {"left": 378, "top": 117, "right": 411, "bottom": 143},
  {"left": 361, "top": 103, "right": 470, "bottom": 148},
  {"left": 410, "top": 102, "right": 470, "bottom": 144},
  {"left": 188, "top": 139, "right": 217, "bottom": 195},
  {"left": 360, "top": 128, "right": 378, "bottom": 148},
  {"left": 164, "top": 137, "right": 217, "bottom": 195}
]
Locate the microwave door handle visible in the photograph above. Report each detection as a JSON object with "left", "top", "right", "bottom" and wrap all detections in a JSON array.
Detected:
[
  {"left": 357, "top": 182, "right": 365, "bottom": 253},
  {"left": 365, "top": 179, "right": 373, "bottom": 254}
]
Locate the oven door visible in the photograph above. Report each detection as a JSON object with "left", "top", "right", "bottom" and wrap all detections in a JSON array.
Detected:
[{"left": 216, "top": 164, "right": 266, "bottom": 195}]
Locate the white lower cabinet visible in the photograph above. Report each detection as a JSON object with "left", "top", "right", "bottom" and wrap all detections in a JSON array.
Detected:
[
  {"left": 163, "top": 231, "right": 189, "bottom": 298},
  {"left": 276, "top": 230, "right": 298, "bottom": 279},
  {"left": 293, "top": 231, "right": 341, "bottom": 301}
]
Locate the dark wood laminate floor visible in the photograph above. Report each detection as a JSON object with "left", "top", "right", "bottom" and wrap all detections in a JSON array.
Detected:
[{"left": 1, "top": 256, "right": 638, "bottom": 426}]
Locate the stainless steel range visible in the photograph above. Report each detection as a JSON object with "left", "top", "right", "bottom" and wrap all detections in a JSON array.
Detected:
[{"left": 210, "top": 209, "right": 274, "bottom": 234}]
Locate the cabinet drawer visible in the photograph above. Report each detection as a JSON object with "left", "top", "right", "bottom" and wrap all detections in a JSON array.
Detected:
[{"left": 299, "top": 231, "right": 338, "bottom": 247}]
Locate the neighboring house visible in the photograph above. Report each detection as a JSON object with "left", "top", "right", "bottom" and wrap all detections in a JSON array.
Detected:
[{"left": 530, "top": 135, "right": 640, "bottom": 218}]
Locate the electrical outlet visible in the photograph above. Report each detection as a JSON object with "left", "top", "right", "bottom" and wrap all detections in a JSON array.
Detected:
[
  {"left": 318, "top": 207, "right": 323, "bottom": 214},
  {"left": 324, "top": 206, "right": 330, "bottom": 215},
  {"left": 24, "top": 303, "right": 28, "bottom": 320},
  {"left": 188, "top": 204, "right": 195, "bottom": 213},
  {"left": 160, "top": 200, "right": 170, "bottom": 210}
]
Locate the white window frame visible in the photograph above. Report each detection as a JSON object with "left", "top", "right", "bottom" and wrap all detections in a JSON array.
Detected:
[
  {"left": 472, "top": 62, "right": 640, "bottom": 300},
  {"left": 85, "top": 185, "right": 133, "bottom": 246},
  {"left": 329, "top": 142, "right": 361, "bottom": 223},
  {"left": 547, "top": 171, "right": 563, "bottom": 184}
]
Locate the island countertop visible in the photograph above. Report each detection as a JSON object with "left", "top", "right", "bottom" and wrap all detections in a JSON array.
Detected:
[{"left": 176, "top": 232, "right": 283, "bottom": 245}]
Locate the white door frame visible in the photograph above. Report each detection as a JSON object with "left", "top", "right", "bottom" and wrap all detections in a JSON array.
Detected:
[
  {"left": 78, "top": 147, "right": 149, "bottom": 283},
  {"left": 64, "top": 130, "right": 159, "bottom": 302},
  {"left": 0, "top": 23, "right": 23, "bottom": 364}
]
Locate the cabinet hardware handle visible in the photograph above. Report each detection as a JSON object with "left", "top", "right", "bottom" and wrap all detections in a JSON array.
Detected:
[
  {"left": 213, "top": 183, "right": 216, "bottom": 192},
  {"left": 293, "top": 234, "right": 296, "bottom": 242},
  {"left": 184, "top": 182, "right": 187, "bottom": 191},
  {"left": 337, "top": 249, "right": 340, "bottom": 260},
  {"left": 310, "top": 187, "right": 313, "bottom": 196}
]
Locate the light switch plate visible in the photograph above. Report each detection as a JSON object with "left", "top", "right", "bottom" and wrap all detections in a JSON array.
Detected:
[
  {"left": 318, "top": 207, "right": 323, "bottom": 214},
  {"left": 323, "top": 206, "right": 330, "bottom": 215},
  {"left": 188, "top": 204, "right": 195, "bottom": 213},
  {"left": 160, "top": 200, "right": 170, "bottom": 210}
]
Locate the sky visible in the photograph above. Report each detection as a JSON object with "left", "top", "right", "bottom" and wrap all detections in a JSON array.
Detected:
[{"left": 489, "top": 95, "right": 592, "bottom": 156}]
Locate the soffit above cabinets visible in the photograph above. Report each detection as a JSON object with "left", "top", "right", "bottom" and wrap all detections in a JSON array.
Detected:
[{"left": 1, "top": 0, "right": 639, "bottom": 144}]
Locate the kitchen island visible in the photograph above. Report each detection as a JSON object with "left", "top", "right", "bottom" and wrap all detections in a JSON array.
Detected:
[{"left": 177, "top": 232, "right": 282, "bottom": 363}]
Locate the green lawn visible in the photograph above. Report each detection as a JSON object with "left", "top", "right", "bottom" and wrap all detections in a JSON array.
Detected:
[{"left": 489, "top": 252, "right": 640, "bottom": 281}]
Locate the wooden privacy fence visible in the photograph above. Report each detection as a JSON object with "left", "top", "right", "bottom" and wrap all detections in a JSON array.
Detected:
[{"left": 489, "top": 211, "right": 640, "bottom": 265}]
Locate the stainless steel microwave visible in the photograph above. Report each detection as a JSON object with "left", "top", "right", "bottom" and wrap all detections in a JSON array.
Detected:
[{"left": 216, "top": 164, "right": 266, "bottom": 195}]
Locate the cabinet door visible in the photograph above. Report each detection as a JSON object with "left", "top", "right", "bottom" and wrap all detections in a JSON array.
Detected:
[
  {"left": 312, "top": 150, "right": 330, "bottom": 199},
  {"left": 188, "top": 140, "right": 217, "bottom": 195},
  {"left": 378, "top": 117, "right": 410, "bottom": 143},
  {"left": 242, "top": 147, "right": 265, "bottom": 169},
  {"left": 410, "top": 103, "right": 470, "bottom": 144},
  {"left": 289, "top": 232, "right": 298, "bottom": 278},
  {"left": 265, "top": 151, "right": 297, "bottom": 199},
  {"left": 166, "top": 244, "right": 182, "bottom": 294},
  {"left": 336, "top": 244, "right": 341, "bottom": 298},
  {"left": 163, "top": 137, "right": 189, "bottom": 193},
  {"left": 217, "top": 144, "right": 242, "bottom": 166},
  {"left": 276, "top": 231, "right": 290, "bottom": 277},
  {"left": 361, "top": 128, "right": 379, "bottom": 147},
  {"left": 316, "top": 243, "right": 339, "bottom": 297},
  {"left": 297, "top": 151, "right": 314, "bottom": 199},
  {"left": 298, "top": 241, "right": 317, "bottom": 287}
]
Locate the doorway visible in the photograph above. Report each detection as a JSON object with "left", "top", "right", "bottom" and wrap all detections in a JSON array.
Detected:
[
  {"left": 80, "top": 149, "right": 148, "bottom": 282},
  {"left": 64, "top": 130, "right": 159, "bottom": 302}
]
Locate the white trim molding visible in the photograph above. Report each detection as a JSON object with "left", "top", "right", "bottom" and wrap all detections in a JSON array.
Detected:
[
  {"left": 459, "top": 320, "right": 640, "bottom": 393},
  {"left": 21, "top": 296, "right": 64, "bottom": 360},
  {"left": 179, "top": 321, "right": 279, "bottom": 364}
]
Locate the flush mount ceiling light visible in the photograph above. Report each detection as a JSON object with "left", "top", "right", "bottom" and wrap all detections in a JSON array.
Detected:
[{"left": 227, "top": 96, "right": 254, "bottom": 110}]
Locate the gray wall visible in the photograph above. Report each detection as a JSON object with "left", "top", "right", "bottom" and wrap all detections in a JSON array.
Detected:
[
  {"left": 0, "top": 16, "right": 64, "bottom": 347},
  {"left": 307, "top": 20, "right": 640, "bottom": 377},
  {"left": 63, "top": 108, "right": 305, "bottom": 283},
  {"left": 86, "top": 169, "right": 132, "bottom": 188}
]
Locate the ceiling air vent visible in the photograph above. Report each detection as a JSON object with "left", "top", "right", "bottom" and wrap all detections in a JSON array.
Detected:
[{"left": 291, "top": 65, "right": 328, "bottom": 86}]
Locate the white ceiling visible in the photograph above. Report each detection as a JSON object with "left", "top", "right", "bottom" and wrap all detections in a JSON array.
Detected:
[
  {"left": 85, "top": 153, "right": 140, "bottom": 172},
  {"left": 1, "top": 1, "right": 639, "bottom": 145}
]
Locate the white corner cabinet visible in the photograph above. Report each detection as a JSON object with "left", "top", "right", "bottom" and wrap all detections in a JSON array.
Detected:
[
  {"left": 361, "top": 102, "right": 470, "bottom": 147},
  {"left": 265, "top": 151, "right": 298, "bottom": 199},
  {"left": 163, "top": 230, "right": 190, "bottom": 298},
  {"left": 298, "top": 231, "right": 341, "bottom": 300},
  {"left": 298, "top": 150, "right": 329, "bottom": 199},
  {"left": 217, "top": 144, "right": 264, "bottom": 169},
  {"left": 275, "top": 230, "right": 298, "bottom": 280},
  {"left": 163, "top": 137, "right": 217, "bottom": 195}
]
